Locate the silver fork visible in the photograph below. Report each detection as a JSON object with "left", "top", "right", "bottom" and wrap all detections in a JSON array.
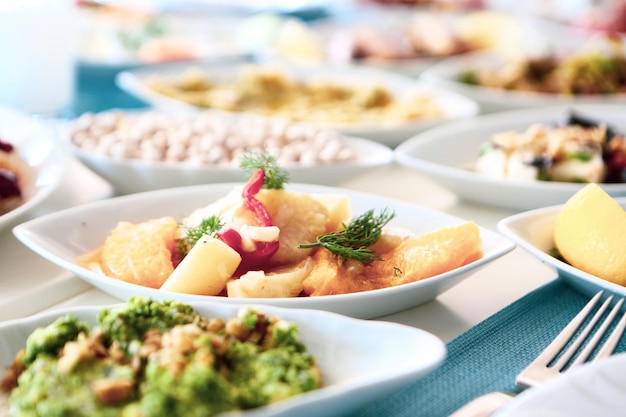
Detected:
[{"left": 449, "top": 290, "right": 626, "bottom": 417}]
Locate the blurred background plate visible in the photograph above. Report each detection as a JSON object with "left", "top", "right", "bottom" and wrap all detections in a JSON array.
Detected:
[
  {"left": 0, "top": 107, "right": 68, "bottom": 231},
  {"left": 394, "top": 103, "right": 626, "bottom": 211},
  {"left": 115, "top": 60, "right": 479, "bottom": 146},
  {"left": 421, "top": 48, "right": 626, "bottom": 114},
  {"left": 76, "top": 1, "right": 254, "bottom": 70},
  {"left": 254, "top": 7, "right": 518, "bottom": 76}
]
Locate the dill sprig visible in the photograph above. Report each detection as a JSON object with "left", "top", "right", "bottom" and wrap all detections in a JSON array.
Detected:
[
  {"left": 176, "top": 216, "right": 225, "bottom": 256},
  {"left": 298, "top": 208, "right": 395, "bottom": 263},
  {"left": 239, "top": 149, "right": 289, "bottom": 190}
]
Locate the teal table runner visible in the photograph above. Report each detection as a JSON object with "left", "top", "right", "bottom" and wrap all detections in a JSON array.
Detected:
[{"left": 350, "top": 279, "right": 624, "bottom": 417}]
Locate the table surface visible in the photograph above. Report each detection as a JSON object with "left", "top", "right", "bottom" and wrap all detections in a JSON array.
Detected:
[{"left": 0, "top": 156, "right": 556, "bottom": 343}]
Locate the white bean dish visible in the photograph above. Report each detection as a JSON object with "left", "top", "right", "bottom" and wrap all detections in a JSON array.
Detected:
[
  {"left": 66, "top": 110, "right": 394, "bottom": 194},
  {"left": 69, "top": 110, "right": 357, "bottom": 167}
]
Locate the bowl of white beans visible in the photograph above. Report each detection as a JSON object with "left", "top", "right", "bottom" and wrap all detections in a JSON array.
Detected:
[{"left": 66, "top": 109, "right": 394, "bottom": 195}]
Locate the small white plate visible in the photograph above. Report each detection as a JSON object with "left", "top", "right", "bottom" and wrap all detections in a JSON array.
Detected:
[
  {"left": 494, "top": 352, "right": 626, "bottom": 417},
  {"left": 115, "top": 60, "right": 479, "bottom": 147},
  {"left": 0, "top": 301, "right": 446, "bottom": 417},
  {"left": 394, "top": 103, "right": 626, "bottom": 211},
  {"left": 65, "top": 110, "right": 394, "bottom": 195},
  {"left": 0, "top": 107, "right": 68, "bottom": 231},
  {"left": 497, "top": 197, "right": 626, "bottom": 299},
  {"left": 12, "top": 183, "right": 514, "bottom": 319},
  {"left": 421, "top": 51, "right": 626, "bottom": 113}
]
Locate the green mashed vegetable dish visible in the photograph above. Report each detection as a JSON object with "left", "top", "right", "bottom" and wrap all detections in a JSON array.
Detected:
[{"left": 0, "top": 296, "right": 322, "bottom": 417}]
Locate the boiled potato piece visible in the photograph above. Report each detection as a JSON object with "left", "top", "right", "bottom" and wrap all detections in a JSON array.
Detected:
[
  {"left": 227, "top": 258, "right": 313, "bottom": 298},
  {"left": 161, "top": 236, "right": 241, "bottom": 295},
  {"left": 256, "top": 189, "right": 329, "bottom": 265},
  {"left": 312, "top": 193, "right": 351, "bottom": 232}
]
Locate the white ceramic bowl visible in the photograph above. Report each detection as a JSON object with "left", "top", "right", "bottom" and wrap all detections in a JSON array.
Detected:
[
  {"left": 115, "top": 60, "right": 479, "bottom": 147},
  {"left": 12, "top": 183, "right": 515, "bottom": 319},
  {"left": 394, "top": 103, "right": 626, "bottom": 211},
  {"left": 0, "top": 301, "right": 446, "bottom": 417},
  {"left": 421, "top": 51, "right": 626, "bottom": 113},
  {"left": 65, "top": 110, "right": 394, "bottom": 195},
  {"left": 497, "top": 197, "right": 626, "bottom": 299},
  {"left": 0, "top": 107, "right": 68, "bottom": 231}
]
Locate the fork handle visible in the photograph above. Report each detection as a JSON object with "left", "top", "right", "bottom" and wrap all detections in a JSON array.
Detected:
[{"left": 448, "top": 391, "right": 515, "bottom": 417}]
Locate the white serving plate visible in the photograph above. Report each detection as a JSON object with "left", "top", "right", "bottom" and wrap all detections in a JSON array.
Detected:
[
  {"left": 497, "top": 197, "right": 626, "bottom": 299},
  {"left": 421, "top": 50, "right": 626, "bottom": 113},
  {"left": 0, "top": 107, "right": 68, "bottom": 231},
  {"left": 67, "top": 113, "right": 394, "bottom": 195},
  {"left": 494, "top": 352, "right": 626, "bottom": 417},
  {"left": 115, "top": 60, "right": 479, "bottom": 147},
  {"left": 394, "top": 103, "right": 626, "bottom": 211},
  {"left": 0, "top": 301, "right": 446, "bottom": 417},
  {"left": 12, "top": 183, "right": 514, "bottom": 319}
]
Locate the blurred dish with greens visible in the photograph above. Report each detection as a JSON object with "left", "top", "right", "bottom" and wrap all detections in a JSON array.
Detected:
[{"left": 421, "top": 36, "right": 626, "bottom": 112}]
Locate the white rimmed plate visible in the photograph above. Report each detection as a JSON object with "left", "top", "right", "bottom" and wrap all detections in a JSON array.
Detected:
[
  {"left": 65, "top": 110, "right": 394, "bottom": 195},
  {"left": 12, "top": 183, "right": 514, "bottom": 319},
  {"left": 0, "top": 301, "right": 446, "bottom": 417},
  {"left": 394, "top": 103, "right": 626, "bottom": 211},
  {"left": 494, "top": 352, "right": 626, "bottom": 417},
  {"left": 421, "top": 50, "right": 626, "bottom": 113},
  {"left": 0, "top": 107, "right": 68, "bottom": 231},
  {"left": 497, "top": 197, "right": 626, "bottom": 298},
  {"left": 115, "top": 60, "right": 479, "bottom": 147}
]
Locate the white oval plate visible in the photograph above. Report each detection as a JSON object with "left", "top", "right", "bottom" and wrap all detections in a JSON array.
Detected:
[
  {"left": 494, "top": 352, "right": 626, "bottom": 417},
  {"left": 421, "top": 51, "right": 626, "bottom": 113},
  {"left": 497, "top": 197, "right": 626, "bottom": 299},
  {"left": 12, "top": 183, "right": 514, "bottom": 319},
  {"left": 115, "top": 60, "right": 479, "bottom": 147},
  {"left": 66, "top": 111, "right": 394, "bottom": 195},
  {"left": 394, "top": 103, "right": 626, "bottom": 211},
  {"left": 0, "top": 107, "right": 68, "bottom": 231},
  {"left": 0, "top": 301, "right": 446, "bottom": 417}
]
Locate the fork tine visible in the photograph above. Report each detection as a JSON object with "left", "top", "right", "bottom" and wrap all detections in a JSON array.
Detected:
[
  {"left": 568, "top": 297, "right": 623, "bottom": 367},
  {"left": 531, "top": 291, "right": 604, "bottom": 367},
  {"left": 516, "top": 291, "right": 604, "bottom": 388},
  {"left": 594, "top": 299, "right": 626, "bottom": 360},
  {"left": 553, "top": 294, "right": 613, "bottom": 369}
]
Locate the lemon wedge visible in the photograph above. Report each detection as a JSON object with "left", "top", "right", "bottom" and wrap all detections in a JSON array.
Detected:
[{"left": 554, "top": 183, "right": 626, "bottom": 286}]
